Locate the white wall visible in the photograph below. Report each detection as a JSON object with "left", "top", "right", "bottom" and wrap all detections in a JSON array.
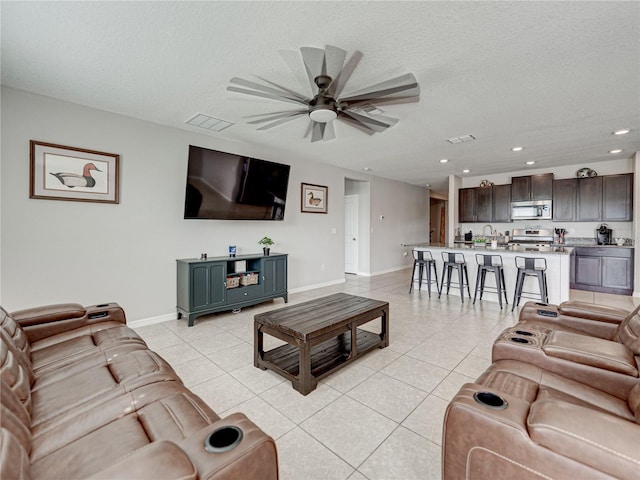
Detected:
[{"left": 0, "top": 87, "right": 428, "bottom": 320}]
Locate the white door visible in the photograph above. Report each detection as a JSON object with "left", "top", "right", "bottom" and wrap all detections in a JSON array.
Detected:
[{"left": 344, "top": 195, "right": 358, "bottom": 274}]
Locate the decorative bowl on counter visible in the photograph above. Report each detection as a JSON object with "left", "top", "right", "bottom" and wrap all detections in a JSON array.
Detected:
[{"left": 615, "top": 238, "right": 625, "bottom": 246}]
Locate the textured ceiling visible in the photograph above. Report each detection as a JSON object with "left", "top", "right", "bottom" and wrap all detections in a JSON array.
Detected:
[{"left": 2, "top": 1, "right": 639, "bottom": 194}]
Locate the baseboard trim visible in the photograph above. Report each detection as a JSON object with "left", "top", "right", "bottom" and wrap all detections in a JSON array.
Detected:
[
  {"left": 369, "top": 265, "right": 412, "bottom": 276},
  {"left": 128, "top": 312, "right": 177, "bottom": 328},
  {"left": 288, "top": 278, "right": 346, "bottom": 294}
]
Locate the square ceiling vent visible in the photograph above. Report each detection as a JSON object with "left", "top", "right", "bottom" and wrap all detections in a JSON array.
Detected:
[
  {"left": 447, "top": 134, "right": 476, "bottom": 144},
  {"left": 186, "top": 113, "right": 233, "bottom": 132}
]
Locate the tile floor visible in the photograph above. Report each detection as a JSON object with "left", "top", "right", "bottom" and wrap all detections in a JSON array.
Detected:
[{"left": 133, "top": 270, "right": 639, "bottom": 480}]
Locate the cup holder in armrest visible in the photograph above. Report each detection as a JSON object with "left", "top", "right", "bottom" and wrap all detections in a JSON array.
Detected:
[
  {"left": 204, "top": 426, "right": 243, "bottom": 453},
  {"left": 509, "top": 337, "right": 532, "bottom": 344},
  {"left": 514, "top": 330, "right": 534, "bottom": 336},
  {"left": 473, "top": 391, "right": 508, "bottom": 410}
]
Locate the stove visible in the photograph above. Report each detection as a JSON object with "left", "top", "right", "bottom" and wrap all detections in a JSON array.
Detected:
[{"left": 509, "top": 228, "right": 555, "bottom": 246}]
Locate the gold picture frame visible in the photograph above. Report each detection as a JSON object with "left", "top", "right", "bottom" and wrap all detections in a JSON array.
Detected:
[{"left": 30, "top": 141, "right": 120, "bottom": 204}]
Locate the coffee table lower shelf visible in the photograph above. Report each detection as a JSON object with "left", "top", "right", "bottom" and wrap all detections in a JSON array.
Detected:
[{"left": 259, "top": 329, "right": 382, "bottom": 391}]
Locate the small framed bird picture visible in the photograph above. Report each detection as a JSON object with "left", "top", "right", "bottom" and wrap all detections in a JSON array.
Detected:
[
  {"left": 30, "top": 141, "right": 119, "bottom": 204},
  {"left": 301, "top": 183, "right": 327, "bottom": 214}
]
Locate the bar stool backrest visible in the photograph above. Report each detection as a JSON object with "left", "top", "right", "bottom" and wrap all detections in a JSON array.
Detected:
[
  {"left": 413, "top": 249, "right": 434, "bottom": 262},
  {"left": 442, "top": 252, "right": 466, "bottom": 264},
  {"left": 476, "top": 254, "right": 503, "bottom": 267},
  {"left": 515, "top": 256, "right": 547, "bottom": 271}
]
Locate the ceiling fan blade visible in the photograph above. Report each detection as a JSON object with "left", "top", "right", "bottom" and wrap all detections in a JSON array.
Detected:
[
  {"left": 310, "top": 121, "right": 324, "bottom": 142},
  {"left": 337, "top": 114, "right": 377, "bottom": 136},
  {"left": 341, "top": 108, "right": 396, "bottom": 133},
  {"left": 230, "top": 77, "right": 307, "bottom": 102},
  {"left": 246, "top": 110, "right": 308, "bottom": 124},
  {"left": 279, "top": 48, "right": 312, "bottom": 94},
  {"left": 254, "top": 76, "right": 310, "bottom": 102},
  {"left": 321, "top": 121, "right": 336, "bottom": 141},
  {"left": 300, "top": 47, "right": 327, "bottom": 91},
  {"left": 227, "top": 85, "right": 308, "bottom": 106},
  {"left": 324, "top": 45, "right": 346, "bottom": 83},
  {"left": 339, "top": 73, "right": 420, "bottom": 103},
  {"left": 329, "top": 49, "right": 363, "bottom": 98},
  {"left": 256, "top": 112, "right": 307, "bottom": 130}
]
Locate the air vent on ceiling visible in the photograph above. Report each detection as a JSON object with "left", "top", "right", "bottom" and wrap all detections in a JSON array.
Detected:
[
  {"left": 447, "top": 134, "right": 476, "bottom": 144},
  {"left": 186, "top": 113, "right": 233, "bottom": 132}
]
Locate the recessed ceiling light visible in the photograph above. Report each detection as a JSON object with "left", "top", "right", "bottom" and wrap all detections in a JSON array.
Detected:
[
  {"left": 613, "top": 129, "right": 630, "bottom": 135},
  {"left": 425, "top": 184, "right": 431, "bottom": 187},
  {"left": 526, "top": 161, "right": 536, "bottom": 165},
  {"left": 511, "top": 146, "right": 524, "bottom": 152},
  {"left": 362, "top": 167, "right": 371, "bottom": 171},
  {"left": 609, "top": 149, "right": 623, "bottom": 154},
  {"left": 462, "top": 169, "right": 470, "bottom": 173},
  {"left": 439, "top": 159, "right": 448, "bottom": 163}
]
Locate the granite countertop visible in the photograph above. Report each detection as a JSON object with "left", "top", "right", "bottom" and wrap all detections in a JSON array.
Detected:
[{"left": 404, "top": 243, "right": 573, "bottom": 255}]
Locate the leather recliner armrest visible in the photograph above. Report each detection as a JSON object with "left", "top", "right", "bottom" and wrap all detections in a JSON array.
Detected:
[
  {"left": 528, "top": 399, "right": 640, "bottom": 480},
  {"left": 11, "top": 302, "right": 127, "bottom": 343},
  {"left": 542, "top": 330, "right": 638, "bottom": 376},
  {"left": 11, "top": 303, "right": 86, "bottom": 327},
  {"left": 85, "top": 440, "right": 197, "bottom": 480},
  {"left": 178, "top": 413, "right": 278, "bottom": 480}
]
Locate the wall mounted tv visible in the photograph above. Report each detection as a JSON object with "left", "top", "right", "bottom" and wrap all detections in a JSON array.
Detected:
[{"left": 184, "top": 145, "right": 291, "bottom": 220}]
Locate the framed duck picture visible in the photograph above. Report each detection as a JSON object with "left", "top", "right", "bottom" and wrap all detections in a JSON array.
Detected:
[
  {"left": 30, "top": 141, "right": 119, "bottom": 204},
  {"left": 301, "top": 182, "right": 327, "bottom": 213}
]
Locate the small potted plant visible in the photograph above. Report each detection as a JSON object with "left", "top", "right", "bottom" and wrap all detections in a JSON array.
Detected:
[{"left": 258, "top": 236, "right": 274, "bottom": 256}]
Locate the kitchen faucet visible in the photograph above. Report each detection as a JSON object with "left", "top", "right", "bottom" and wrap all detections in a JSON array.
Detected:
[{"left": 483, "top": 224, "right": 494, "bottom": 237}]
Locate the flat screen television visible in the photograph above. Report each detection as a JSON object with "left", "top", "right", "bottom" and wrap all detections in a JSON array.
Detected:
[{"left": 184, "top": 145, "right": 291, "bottom": 220}]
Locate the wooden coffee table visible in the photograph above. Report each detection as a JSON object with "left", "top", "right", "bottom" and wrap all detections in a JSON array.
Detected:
[{"left": 254, "top": 293, "right": 389, "bottom": 395}]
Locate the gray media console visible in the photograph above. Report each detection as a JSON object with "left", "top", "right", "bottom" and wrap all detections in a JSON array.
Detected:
[{"left": 176, "top": 253, "right": 288, "bottom": 326}]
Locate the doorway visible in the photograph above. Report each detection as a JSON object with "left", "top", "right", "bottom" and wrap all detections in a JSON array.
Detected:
[
  {"left": 344, "top": 195, "right": 358, "bottom": 274},
  {"left": 430, "top": 196, "right": 447, "bottom": 243},
  {"left": 344, "top": 178, "right": 371, "bottom": 275}
]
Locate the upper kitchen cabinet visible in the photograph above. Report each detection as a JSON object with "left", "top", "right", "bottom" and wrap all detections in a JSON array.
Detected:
[
  {"left": 492, "top": 184, "right": 512, "bottom": 223},
  {"left": 602, "top": 173, "right": 633, "bottom": 221},
  {"left": 577, "top": 176, "right": 602, "bottom": 221},
  {"left": 553, "top": 178, "right": 577, "bottom": 221},
  {"left": 511, "top": 173, "right": 554, "bottom": 201},
  {"left": 459, "top": 187, "right": 492, "bottom": 223}
]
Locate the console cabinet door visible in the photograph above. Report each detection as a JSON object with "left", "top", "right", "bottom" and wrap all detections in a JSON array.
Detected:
[
  {"left": 191, "top": 262, "right": 226, "bottom": 309},
  {"left": 531, "top": 173, "right": 554, "bottom": 200},
  {"left": 602, "top": 173, "right": 633, "bottom": 221},
  {"left": 553, "top": 178, "right": 577, "bottom": 221},
  {"left": 574, "top": 255, "right": 601, "bottom": 287},
  {"left": 459, "top": 188, "right": 476, "bottom": 222},
  {"left": 602, "top": 256, "right": 633, "bottom": 290},
  {"left": 263, "top": 256, "right": 287, "bottom": 295},
  {"left": 474, "top": 187, "right": 493, "bottom": 223},
  {"left": 577, "top": 177, "right": 602, "bottom": 221},
  {"left": 492, "top": 184, "right": 512, "bottom": 222}
]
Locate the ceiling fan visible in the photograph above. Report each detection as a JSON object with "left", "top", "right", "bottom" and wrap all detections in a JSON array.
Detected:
[{"left": 227, "top": 45, "right": 420, "bottom": 142}]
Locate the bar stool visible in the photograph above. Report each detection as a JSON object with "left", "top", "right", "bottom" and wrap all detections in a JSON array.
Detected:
[
  {"left": 473, "top": 254, "right": 509, "bottom": 309},
  {"left": 409, "top": 249, "right": 440, "bottom": 296},
  {"left": 439, "top": 252, "right": 471, "bottom": 302},
  {"left": 512, "top": 256, "right": 548, "bottom": 311}
]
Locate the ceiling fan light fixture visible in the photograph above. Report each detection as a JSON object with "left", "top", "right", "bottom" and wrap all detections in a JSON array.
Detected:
[{"left": 309, "top": 106, "right": 338, "bottom": 123}]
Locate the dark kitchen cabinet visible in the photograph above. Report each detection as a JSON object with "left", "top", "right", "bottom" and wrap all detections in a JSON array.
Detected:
[
  {"left": 576, "top": 176, "right": 602, "bottom": 221},
  {"left": 553, "top": 178, "right": 577, "bottom": 221},
  {"left": 602, "top": 173, "right": 633, "bottom": 221},
  {"left": 571, "top": 247, "right": 633, "bottom": 295},
  {"left": 511, "top": 173, "right": 553, "bottom": 201},
  {"left": 492, "top": 184, "right": 512, "bottom": 222},
  {"left": 459, "top": 187, "right": 492, "bottom": 223}
]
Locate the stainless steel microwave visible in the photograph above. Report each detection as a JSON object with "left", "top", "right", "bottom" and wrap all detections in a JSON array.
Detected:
[{"left": 511, "top": 200, "right": 552, "bottom": 220}]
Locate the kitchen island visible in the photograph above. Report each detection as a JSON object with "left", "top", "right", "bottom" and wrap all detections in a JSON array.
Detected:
[{"left": 404, "top": 243, "right": 573, "bottom": 306}]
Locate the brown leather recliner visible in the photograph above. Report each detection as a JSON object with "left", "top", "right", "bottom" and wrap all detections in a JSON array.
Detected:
[
  {"left": 491, "top": 302, "right": 640, "bottom": 399},
  {"left": 442, "top": 359, "right": 640, "bottom": 479},
  {"left": 0, "top": 303, "right": 279, "bottom": 479}
]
